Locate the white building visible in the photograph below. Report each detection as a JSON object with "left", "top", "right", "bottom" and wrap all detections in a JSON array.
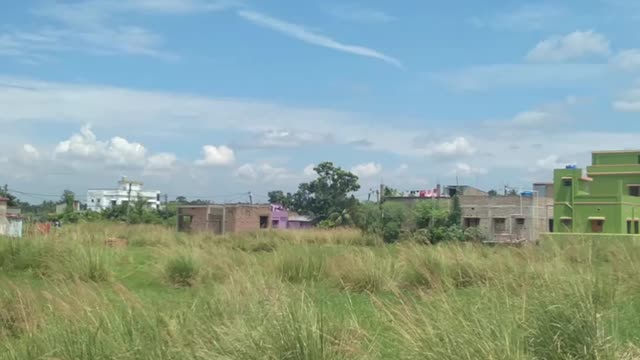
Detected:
[{"left": 87, "top": 177, "right": 161, "bottom": 212}]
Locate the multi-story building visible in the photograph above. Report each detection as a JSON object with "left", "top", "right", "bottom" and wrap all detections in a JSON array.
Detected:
[
  {"left": 87, "top": 177, "right": 161, "bottom": 212},
  {"left": 554, "top": 150, "right": 640, "bottom": 234}
]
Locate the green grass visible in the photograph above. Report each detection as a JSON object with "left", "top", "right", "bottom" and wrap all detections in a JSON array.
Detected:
[{"left": 1, "top": 227, "right": 640, "bottom": 359}]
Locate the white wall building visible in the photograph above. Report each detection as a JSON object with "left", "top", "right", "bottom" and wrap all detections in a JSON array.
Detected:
[{"left": 87, "top": 177, "right": 161, "bottom": 212}]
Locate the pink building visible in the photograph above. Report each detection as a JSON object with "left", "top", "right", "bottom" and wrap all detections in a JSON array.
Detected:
[{"left": 270, "top": 204, "right": 313, "bottom": 229}]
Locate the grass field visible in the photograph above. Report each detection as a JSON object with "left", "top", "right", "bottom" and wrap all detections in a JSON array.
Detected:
[{"left": 1, "top": 223, "right": 640, "bottom": 359}]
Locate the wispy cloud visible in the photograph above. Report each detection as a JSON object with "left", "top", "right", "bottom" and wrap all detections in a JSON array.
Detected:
[
  {"left": 432, "top": 63, "right": 608, "bottom": 92},
  {"left": 2, "top": 0, "right": 238, "bottom": 62},
  {"left": 328, "top": 5, "right": 396, "bottom": 23},
  {"left": 526, "top": 30, "right": 611, "bottom": 63},
  {"left": 237, "top": 10, "right": 402, "bottom": 68},
  {"left": 470, "top": 4, "right": 567, "bottom": 31}
]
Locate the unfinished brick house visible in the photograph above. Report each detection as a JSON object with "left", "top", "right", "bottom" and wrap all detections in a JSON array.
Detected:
[{"left": 177, "top": 204, "right": 272, "bottom": 234}]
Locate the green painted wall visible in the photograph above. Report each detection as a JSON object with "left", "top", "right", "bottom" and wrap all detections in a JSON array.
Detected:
[{"left": 554, "top": 151, "right": 640, "bottom": 235}]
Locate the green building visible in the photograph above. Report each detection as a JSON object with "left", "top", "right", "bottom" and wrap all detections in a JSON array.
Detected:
[{"left": 554, "top": 150, "right": 640, "bottom": 234}]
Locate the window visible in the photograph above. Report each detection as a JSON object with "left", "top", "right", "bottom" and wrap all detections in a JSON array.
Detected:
[
  {"left": 548, "top": 219, "right": 554, "bottom": 232},
  {"left": 111, "top": 200, "right": 117, "bottom": 207},
  {"left": 464, "top": 218, "right": 480, "bottom": 228},
  {"left": 493, "top": 218, "right": 506, "bottom": 233},
  {"left": 259, "top": 216, "right": 269, "bottom": 229},
  {"left": 91, "top": 199, "right": 95, "bottom": 203},
  {"left": 630, "top": 186, "right": 640, "bottom": 197},
  {"left": 636, "top": 221, "right": 639, "bottom": 235},
  {"left": 562, "top": 178, "right": 572, "bottom": 187},
  {"left": 561, "top": 219, "right": 572, "bottom": 230},
  {"left": 156, "top": 194, "right": 161, "bottom": 201},
  {"left": 591, "top": 220, "right": 604, "bottom": 233},
  {"left": 516, "top": 218, "right": 525, "bottom": 225},
  {"left": 628, "top": 220, "right": 633, "bottom": 234}
]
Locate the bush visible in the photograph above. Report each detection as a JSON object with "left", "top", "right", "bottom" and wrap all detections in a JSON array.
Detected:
[{"left": 165, "top": 253, "right": 199, "bottom": 287}]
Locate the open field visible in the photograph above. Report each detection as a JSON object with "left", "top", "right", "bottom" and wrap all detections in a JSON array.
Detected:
[{"left": 1, "top": 224, "right": 640, "bottom": 359}]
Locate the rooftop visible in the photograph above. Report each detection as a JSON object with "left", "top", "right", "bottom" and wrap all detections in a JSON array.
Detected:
[{"left": 592, "top": 149, "right": 640, "bottom": 154}]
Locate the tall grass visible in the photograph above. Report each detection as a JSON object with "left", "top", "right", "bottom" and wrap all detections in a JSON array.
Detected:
[{"left": 1, "top": 225, "right": 640, "bottom": 359}]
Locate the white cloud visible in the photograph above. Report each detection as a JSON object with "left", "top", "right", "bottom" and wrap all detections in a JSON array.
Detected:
[
  {"left": 235, "top": 163, "right": 257, "bottom": 180},
  {"left": 526, "top": 30, "right": 610, "bottom": 63},
  {"left": 425, "top": 137, "right": 475, "bottom": 158},
  {"left": 237, "top": 10, "right": 402, "bottom": 68},
  {"left": 612, "top": 88, "right": 640, "bottom": 111},
  {"left": 195, "top": 145, "right": 235, "bottom": 166},
  {"left": 611, "top": 49, "right": 640, "bottom": 70},
  {"left": 452, "top": 163, "right": 487, "bottom": 176},
  {"left": 328, "top": 5, "right": 396, "bottom": 23},
  {"left": 234, "top": 162, "right": 293, "bottom": 182},
  {"left": 22, "top": 144, "right": 40, "bottom": 159},
  {"left": 146, "top": 153, "right": 177, "bottom": 171},
  {"left": 433, "top": 63, "right": 607, "bottom": 92},
  {"left": 253, "top": 129, "right": 333, "bottom": 148},
  {"left": 536, "top": 155, "right": 566, "bottom": 170},
  {"left": 351, "top": 162, "right": 383, "bottom": 178},
  {"left": 55, "top": 125, "right": 147, "bottom": 167},
  {"left": 0, "top": 0, "right": 236, "bottom": 62},
  {"left": 303, "top": 164, "right": 316, "bottom": 177}
]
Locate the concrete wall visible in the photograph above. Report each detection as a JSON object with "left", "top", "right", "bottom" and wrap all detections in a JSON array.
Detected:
[{"left": 460, "top": 195, "right": 554, "bottom": 242}]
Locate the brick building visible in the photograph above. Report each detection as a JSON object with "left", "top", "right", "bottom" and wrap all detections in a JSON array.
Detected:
[{"left": 177, "top": 204, "right": 272, "bottom": 234}]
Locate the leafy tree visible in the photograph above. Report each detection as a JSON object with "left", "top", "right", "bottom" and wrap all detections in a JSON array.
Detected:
[
  {"left": 355, "top": 202, "right": 411, "bottom": 243},
  {"left": 176, "top": 196, "right": 187, "bottom": 203},
  {"left": 488, "top": 189, "right": 498, "bottom": 196},
  {"left": 60, "top": 190, "right": 75, "bottom": 206},
  {"left": 414, "top": 201, "right": 462, "bottom": 244},
  {"left": 268, "top": 190, "right": 292, "bottom": 207},
  {"left": 289, "top": 162, "right": 360, "bottom": 223},
  {"left": 0, "top": 185, "right": 19, "bottom": 207},
  {"left": 383, "top": 186, "right": 400, "bottom": 198},
  {"left": 448, "top": 195, "right": 462, "bottom": 227}
]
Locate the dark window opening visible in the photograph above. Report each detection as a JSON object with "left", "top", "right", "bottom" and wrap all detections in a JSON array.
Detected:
[
  {"left": 561, "top": 219, "right": 572, "bottom": 230},
  {"left": 493, "top": 218, "right": 506, "bottom": 233},
  {"left": 259, "top": 216, "right": 269, "bottom": 229},
  {"left": 549, "top": 219, "right": 554, "bottom": 232},
  {"left": 157, "top": 194, "right": 161, "bottom": 201},
  {"left": 272, "top": 220, "right": 279, "bottom": 227},
  {"left": 516, "top": 218, "right": 526, "bottom": 225},
  {"left": 591, "top": 220, "right": 604, "bottom": 233},
  {"left": 562, "top": 179, "right": 572, "bottom": 187},
  {"left": 630, "top": 186, "right": 640, "bottom": 197},
  {"left": 628, "top": 220, "right": 632, "bottom": 234},
  {"left": 636, "top": 221, "right": 639, "bottom": 235},
  {"left": 464, "top": 218, "right": 480, "bottom": 228},
  {"left": 111, "top": 200, "right": 117, "bottom": 207}
]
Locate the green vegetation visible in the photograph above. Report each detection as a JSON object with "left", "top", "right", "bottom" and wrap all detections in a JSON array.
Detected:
[{"left": 2, "top": 224, "right": 640, "bottom": 359}]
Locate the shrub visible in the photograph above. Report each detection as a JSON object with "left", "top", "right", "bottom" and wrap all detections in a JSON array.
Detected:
[{"left": 165, "top": 253, "right": 199, "bottom": 287}]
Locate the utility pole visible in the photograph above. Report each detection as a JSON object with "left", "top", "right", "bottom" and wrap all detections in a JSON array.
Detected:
[{"left": 248, "top": 191, "right": 253, "bottom": 204}]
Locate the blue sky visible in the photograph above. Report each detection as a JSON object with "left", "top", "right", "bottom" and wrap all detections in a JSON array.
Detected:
[{"left": 2, "top": 0, "right": 640, "bottom": 203}]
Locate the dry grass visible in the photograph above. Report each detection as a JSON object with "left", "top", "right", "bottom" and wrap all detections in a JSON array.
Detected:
[{"left": 0, "top": 225, "right": 639, "bottom": 359}]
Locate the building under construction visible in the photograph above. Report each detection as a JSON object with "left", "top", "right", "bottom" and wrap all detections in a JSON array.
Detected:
[
  {"left": 385, "top": 183, "right": 554, "bottom": 243},
  {"left": 177, "top": 204, "right": 272, "bottom": 235}
]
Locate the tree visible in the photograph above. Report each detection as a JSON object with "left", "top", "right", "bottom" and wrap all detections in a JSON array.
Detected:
[
  {"left": 449, "top": 195, "right": 462, "bottom": 227},
  {"left": 176, "top": 196, "right": 187, "bottom": 204},
  {"left": 0, "top": 185, "right": 19, "bottom": 207},
  {"left": 60, "top": 190, "right": 75, "bottom": 207},
  {"left": 289, "top": 162, "right": 360, "bottom": 223},
  {"left": 268, "top": 190, "right": 292, "bottom": 207},
  {"left": 488, "top": 189, "right": 498, "bottom": 197}
]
